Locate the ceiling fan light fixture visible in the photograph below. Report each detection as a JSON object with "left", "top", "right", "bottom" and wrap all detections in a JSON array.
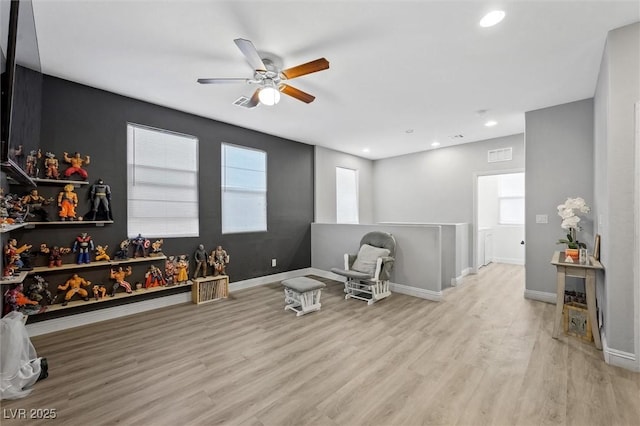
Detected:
[
  {"left": 258, "top": 85, "right": 281, "bottom": 106},
  {"left": 479, "top": 10, "right": 505, "bottom": 27}
]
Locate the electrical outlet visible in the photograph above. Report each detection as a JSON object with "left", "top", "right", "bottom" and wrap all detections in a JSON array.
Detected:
[
  {"left": 536, "top": 214, "right": 548, "bottom": 224},
  {"left": 271, "top": 258, "right": 277, "bottom": 267}
]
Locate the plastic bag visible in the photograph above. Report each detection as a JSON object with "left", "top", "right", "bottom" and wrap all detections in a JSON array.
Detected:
[{"left": 0, "top": 311, "right": 43, "bottom": 400}]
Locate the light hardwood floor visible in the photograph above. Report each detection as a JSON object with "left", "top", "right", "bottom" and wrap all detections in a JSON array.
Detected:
[{"left": 2, "top": 263, "right": 639, "bottom": 425}]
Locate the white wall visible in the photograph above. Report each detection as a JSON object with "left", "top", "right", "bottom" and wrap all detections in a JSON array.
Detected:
[
  {"left": 314, "top": 146, "right": 374, "bottom": 223},
  {"left": 594, "top": 22, "right": 639, "bottom": 368}
]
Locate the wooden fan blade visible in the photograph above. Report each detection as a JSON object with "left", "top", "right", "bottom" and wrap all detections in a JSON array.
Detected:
[
  {"left": 234, "top": 38, "right": 267, "bottom": 72},
  {"left": 246, "top": 89, "right": 261, "bottom": 108},
  {"left": 279, "top": 84, "right": 316, "bottom": 103},
  {"left": 280, "top": 58, "right": 329, "bottom": 80},
  {"left": 197, "top": 78, "right": 250, "bottom": 84}
]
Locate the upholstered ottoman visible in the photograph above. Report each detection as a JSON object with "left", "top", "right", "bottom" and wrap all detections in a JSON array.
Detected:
[{"left": 282, "top": 277, "right": 326, "bottom": 316}]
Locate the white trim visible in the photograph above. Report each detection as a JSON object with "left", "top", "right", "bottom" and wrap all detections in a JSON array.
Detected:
[
  {"left": 451, "top": 267, "right": 472, "bottom": 286},
  {"left": 634, "top": 101, "right": 640, "bottom": 371},
  {"left": 390, "top": 282, "right": 442, "bottom": 301},
  {"left": 602, "top": 332, "right": 639, "bottom": 372},
  {"left": 228, "top": 268, "right": 315, "bottom": 292},
  {"left": 492, "top": 257, "right": 525, "bottom": 265},
  {"left": 523, "top": 289, "right": 557, "bottom": 304}
]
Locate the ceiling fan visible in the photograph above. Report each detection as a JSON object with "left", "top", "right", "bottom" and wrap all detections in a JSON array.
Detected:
[{"left": 197, "top": 38, "right": 329, "bottom": 108}]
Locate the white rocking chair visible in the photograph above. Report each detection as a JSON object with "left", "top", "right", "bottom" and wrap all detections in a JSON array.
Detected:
[{"left": 331, "top": 231, "right": 396, "bottom": 305}]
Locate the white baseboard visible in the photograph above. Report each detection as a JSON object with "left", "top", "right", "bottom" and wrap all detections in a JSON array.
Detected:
[
  {"left": 523, "top": 289, "right": 557, "bottom": 304},
  {"left": 451, "top": 267, "right": 472, "bottom": 287},
  {"left": 602, "top": 333, "right": 640, "bottom": 372},
  {"left": 493, "top": 257, "right": 525, "bottom": 265},
  {"left": 390, "top": 282, "right": 442, "bottom": 301},
  {"left": 228, "top": 268, "right": 315, "bottom": 292}
]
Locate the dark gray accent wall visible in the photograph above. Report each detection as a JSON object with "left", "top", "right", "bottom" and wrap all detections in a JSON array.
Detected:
[{"left": 11, "top": 75, "right": 313, "bottom": 317}]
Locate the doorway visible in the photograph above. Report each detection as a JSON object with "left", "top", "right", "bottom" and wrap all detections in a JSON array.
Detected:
[{"left": 475, "top": 171, "right": 525, "bottom": 270}]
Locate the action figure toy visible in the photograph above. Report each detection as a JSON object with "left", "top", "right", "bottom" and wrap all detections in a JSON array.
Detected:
[
  {"left": 130, "top": 234, "right": 150, "bottom": 258},
  {"left": 165, "top": 256, "right": 176, "bottom": 286},
  {"left": 43, "top": 152, "right": 60, "bottom": 179},
  {"left": 92, "top": 285, "right": 107, "bottom": 300},
  {"left": 110, "top": 266, "right": 133, "bottom": 296},
  {"left": 57, "top": 273, "right": 91, "bottom": 306},
  {"left": 209, "top": 246, "right": 230, "bottom": 276},
  {"left": 21, "top": 189, "right": 53, "bottom": 222},
  {"left": 57, "top": 183, "right": 79, "bottom": 221},
  {"left": 89, "top": 178, "right": 112, "bottom": 220},
  {"left": 174, "top": 255, "right": 189, "bottom": 284},
  {"left": 144, "top": 265, "right": 166, "bottom": 288},
  {"left": 3, "top": 283, "right": 40, "bottom": 316},
  {"left": 3, "top": 239, "right": 32, "bottom": 276},
  {"left": 25, "top": 149, "right": 41, "bottom": 178},
  {"left": 114, "top": 239, "right": 130, "bottom": 260},
  {"left": 193, "top": 244, "right": 207, "bottom": 278},
  {"left": 73, "top": 232, "right": 94, "bottom": 264},
  {"left": 63, "top": 151, "right": 90, "bottom": 180},
  {"left": 26, "top": 276, "right": 54, "bottom": 306},
  {"left": 39, "top": 244, "right": 71, "bottom": 268},
  {"left": 95, "top": 245, "right": 110, "bottom": 261},
  {"left": 149, "top": 239, "right": 164, "bottom": 257}
]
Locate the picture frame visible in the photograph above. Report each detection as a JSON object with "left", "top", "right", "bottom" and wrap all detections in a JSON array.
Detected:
[{"left": 593, "top": 234, "right": 601, "bottom": 260}]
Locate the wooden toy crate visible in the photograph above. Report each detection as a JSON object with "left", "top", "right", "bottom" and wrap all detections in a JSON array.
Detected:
[
  {"left": 564, "top": 302, "right": 593, "bottom": 342},
  {"left": 192, "top": 275, "right": 229, "bottom": 304}
]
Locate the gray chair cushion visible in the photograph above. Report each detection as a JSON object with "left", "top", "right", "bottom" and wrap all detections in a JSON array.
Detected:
[
  {"left": 351, "top": 244, "right": 391, "bottom": 276},
  {"left": 282, "top": 277, "right": 326, "bottom": 292},
  {"left": 330, "top": 268, "right": 373, "bottom": 280},
  {"left": 360, "top": 232, "right": 396, "bottom": 258}
]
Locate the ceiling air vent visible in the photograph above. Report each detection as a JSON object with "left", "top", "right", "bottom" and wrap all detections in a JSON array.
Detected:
[
  {"left": 233, "top": 96, "right": 251, "bottom": 107},
  {"left": 449, "top": 134, "right": 464, "bottom": 140},
  {"left": 488, "top": 147, "right": 513, "bottom": 163}
]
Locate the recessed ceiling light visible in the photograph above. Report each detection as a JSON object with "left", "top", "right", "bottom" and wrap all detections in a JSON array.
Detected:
[
  {"left": 479, "top": 10, "right": 505, "bottom": 27},
  {"left": 485, "top": 120, "right": 498, "bottom": 127},
  {"left": 431, "top": 141, "right": 441, "bottom": 148},
  {"left": 405, "top": 129, "right": 414, "bottom": 134},
  {"left": 362, "top": 148, "right": 370, "bottom": 153}
]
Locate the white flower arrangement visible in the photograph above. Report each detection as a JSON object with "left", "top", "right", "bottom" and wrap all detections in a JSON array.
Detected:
[{"left": 557, "top": 197, "right": 590, "bottom": 249}]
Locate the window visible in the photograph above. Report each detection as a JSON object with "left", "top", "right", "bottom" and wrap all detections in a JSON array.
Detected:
[
  {"left": 127, "top": 123, "right": 199, "bottom": 238},
  {"left": 221, "top": 143, "right": 267, "bottom": 233},
  {"left": 498, "top": 172, "right": 524, "bottom": 225},
  {"left": 336, "top": 166, "right": 358, "bottom": 223}
]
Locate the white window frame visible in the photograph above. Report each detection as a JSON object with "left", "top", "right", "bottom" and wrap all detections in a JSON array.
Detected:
[
  {"left": 336, "top": 166, "right": 359, "bottom": 224},
  {"left": 127, "top": 123, "right": 199, "bottom": 238},
  {"left": 221, "top": 143, "right": 267, "bottom": 234}
]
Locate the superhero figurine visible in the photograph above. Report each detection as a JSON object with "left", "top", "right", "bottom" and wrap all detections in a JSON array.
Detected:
[
  {"left": 114, "top": 239, "right": 130, "bottom": 260},
  {"left": 175, "top": 255, "right": 189, "bottom": 284},
  {"left": 130, "top": 234, "right": 150, "bottom": 258},
  {"left": 3, "top": 283, "right": 40, "bottom": 316},
  {"left": 95, "top": 245, "right": 110, "bottom": 261},
  {"left": 40, "top": 244, "right": 71, "bottom": 268},
  {"left": 73, "top": 232, "right": 94, "bottom": 264},
  {"left": 89, "top": 178, "right": 112, "bottom": 221},
  {"left": 3, "top": 238, "right": 32, "bottom": 276},
  {"left": 165, "top": 256, "right": 176, "bottom": 286},
  {"left": 57, "top": 273, "right": 91, "bottom": 306},
  {"left": 110, "top": 266, "right": 133, "bottom": 296},
  {"left": 92, "top": 285, "right": 107, "bottom": 300},
  {"left": 144, "top": 265, "right": 166, "bottom": 288},
  {"left": 26, "top": 276, "right": 54, "bottom": 306},
  {"left": 63, "top": 151, "right": 90, "bottom": 180},
  {"left": 193, "top": 244, "right": 207, "bottom": 278}
]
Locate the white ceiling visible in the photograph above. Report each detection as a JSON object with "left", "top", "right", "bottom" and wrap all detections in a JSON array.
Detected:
[{"left": 30, "top": 0, "right": 639, "bottom": 160}]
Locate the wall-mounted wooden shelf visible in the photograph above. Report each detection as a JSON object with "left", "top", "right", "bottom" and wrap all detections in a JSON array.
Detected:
[
  {"left": 32, "top": 178, "right": 90, "bottom": 186},
  {"left": 0, "top": 222, "right": 28, "bottom": 234},
  {"left": 27, "top": 255, "right": 167, "bottom": 275},
  {"left": 0, "top": 271, "right": 29, "bottom": 286},
  {"left": 22, "top": 220, "right": 114, "bottom": 228},
  {"left": 31, "top": 280, "right": 192, "bottom": 314}
]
